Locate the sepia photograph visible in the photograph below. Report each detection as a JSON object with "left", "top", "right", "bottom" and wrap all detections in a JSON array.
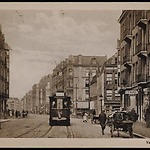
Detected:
[{"left": 0, "top": 2, "right": 150, "bottom": 148}]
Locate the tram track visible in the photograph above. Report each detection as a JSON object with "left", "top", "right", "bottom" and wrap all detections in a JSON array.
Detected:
[
  {"left": 66, "top": 126, "right": 75, "bottom": 138},
  {"left": 38, "top": 125, "right": 75, "bottom": 138},
  {"left": 14, "top": 122, "right": 46, "bottom": 138},
  {"left": 38, "top": 126, "right": 53, "bottom": 138}
]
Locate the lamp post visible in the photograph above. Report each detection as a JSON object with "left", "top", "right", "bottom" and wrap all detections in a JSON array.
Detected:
[
  {"left": 75, "top": 84, "right": 78, "bottom": 116},
  {"left": 99, "top": 94, "right": 103, "bottom": 113},
  {"left": 88, "top": 73, "right": 90, "bottom": 112}
]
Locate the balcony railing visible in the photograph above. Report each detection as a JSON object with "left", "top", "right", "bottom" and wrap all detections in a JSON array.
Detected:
[
  {"left": 136, "top": 74, "right": 147, "bottom": 83},
  {"left": 135, "top": 11, "right": 147, "bottom": 29},
  {"left": 123, "top": 55, "right": 131, "bottom": 64},
  {"left": 123, "top": 29, "right": 132, "bottom": 42},
  {"left": 135, "top": 43, "right": 147, "bottom": 54}
]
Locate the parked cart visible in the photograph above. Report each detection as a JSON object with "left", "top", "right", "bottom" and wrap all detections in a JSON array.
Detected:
[{"left": 108, "top": 111, "right": 133, "bottom": 138}]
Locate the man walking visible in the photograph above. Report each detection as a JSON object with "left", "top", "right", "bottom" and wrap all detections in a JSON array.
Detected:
[{"left": 99, "top": 110, "right": 107, "bottom": 135}]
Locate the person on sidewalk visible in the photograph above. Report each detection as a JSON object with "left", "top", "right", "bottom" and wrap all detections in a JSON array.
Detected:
[
  {"left": 129, "top": 108, "right": 139, "bottom": 122},
  {"left": 99, "top": 110, "right": 107, "bottom": 135},
  {"left": 83, "top": 112, "right": 88, "bottom": 122}
]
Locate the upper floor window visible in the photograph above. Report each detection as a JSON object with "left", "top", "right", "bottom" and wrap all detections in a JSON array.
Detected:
[
  {"left": 106, "top": 73, "right": 112, "bottom": 84},
  {"left": 106, "top": 90, "right": 112, "bottom": 97},
  {"left": 85, "top": 69, "right": 90, "bottom": 77},
  {"left": 91, "top": 58, "right": 97, "bottom": 65},
  {"left": 69, "top": 68, "right": 73, "bottom": 76},
  {"left": 85, "top": 78, "right": 89, "bottom": 87},
  {"left": 92, "top": 69, "right": 96, "bottom": 77}
]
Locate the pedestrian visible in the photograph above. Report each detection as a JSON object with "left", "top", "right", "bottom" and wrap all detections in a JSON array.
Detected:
[
  {"left": 15, "top": 110, "right": 18, "bottom": 118},
  {"left": 22, "top": 110, "right": 25, "bottom": 118},
  {"left": 99, "top": 110, "right": 107, "bottom": 135},
  {"left": 130, "top": 108, "right": 138, "bottom": 122},
  {"left": 91, "top": 109, "right": 96, "bottom": 124},
  {"left": 83, "top": 112, "right": 88, "bottom": 122}
]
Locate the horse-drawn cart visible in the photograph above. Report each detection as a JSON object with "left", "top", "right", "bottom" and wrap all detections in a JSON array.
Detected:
[{"left": 107, "top": 111, "right": 133, "bottom": 138}]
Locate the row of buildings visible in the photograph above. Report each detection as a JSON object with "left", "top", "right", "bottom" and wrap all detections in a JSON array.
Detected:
[
  {"left": 19, "top": 47, "right": 120, "bottom": 117},
  {"left": 0, "top": 25, "right": 10, "bottom": 119},
  {"left": 7, "top": 10, "right": 150, "bottom": 122},
  {"left": 118, "top": 10, "right": 150, "bottom": 121}
]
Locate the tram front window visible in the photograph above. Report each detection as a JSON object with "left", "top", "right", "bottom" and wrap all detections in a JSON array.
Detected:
[
  {"left": 52, "top": 100, "right": 56, "bottom": 108},
  {"left": 63, "top": 100, "right": 68, "bottom": 108}
]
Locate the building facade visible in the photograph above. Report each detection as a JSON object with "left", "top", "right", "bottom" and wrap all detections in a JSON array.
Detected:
[
  {"left": 0, "top": 25, "right": 10, "bottom": 119},
  {"left": 7, "top": 97, "right": 21, "bottom": 112},
  {"left": 52, "top": 54, "right": 107, "bottom": 115},
  {"left": 118, "top": 10, "right": 150, "bottom": 121},
  {"left": 38, "top": 74, "right": 52, "bottom": 114},
  {"left": 97, "top": 53, "right": 120, "bottom": 116}
]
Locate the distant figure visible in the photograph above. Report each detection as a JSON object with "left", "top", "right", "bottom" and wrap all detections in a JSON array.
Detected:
[
  {"left": 91, "top": 109, "right": 96, "bottom": 124},
  {"left": 129, "top": 108, "right": 138, "bottom": 122},
  {"left": 22, "top": 110, "right": 25, "bottom": 118},
  {"left": 15, "top": 110, "right": 18, "bottom": 118},
  {"left": 99, "top": 110, "right": 107, "bottom": 135},
  {"left": 83, "top": 112, "right": 88, "bottom": 122}
]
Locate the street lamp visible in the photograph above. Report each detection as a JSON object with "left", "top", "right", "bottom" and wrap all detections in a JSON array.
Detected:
[
  {"left": 75, "top": 84, "right": 78, "bottom": 116},
  {"left": 99, "top": 94, "right": 103, "bottom": 113},
  {"left": 88, "top": 73, "right": 90, "bottom": 111}
]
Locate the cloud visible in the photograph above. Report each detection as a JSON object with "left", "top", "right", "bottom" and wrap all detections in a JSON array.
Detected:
[{"left": 0, "top": 10, "right": 120, "bottom": 98}]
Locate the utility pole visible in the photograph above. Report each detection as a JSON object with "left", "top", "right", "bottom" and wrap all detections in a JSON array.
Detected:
[
  {"left": 88, "top": 72, "right": 90, "bottom": 112},
  {"left": 75, "top": 84, "right": 78, "bottom": 116},
  {"left": 99, "top": 94, "right": 103, "bottom": 113}
]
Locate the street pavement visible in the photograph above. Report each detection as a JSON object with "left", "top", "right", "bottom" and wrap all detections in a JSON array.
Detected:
[
  {"left": 1, "top": 114, "right": 150, "bottom": 138},
  {"left": 132, "top": 120, "right": 150, "bottom": 138}
]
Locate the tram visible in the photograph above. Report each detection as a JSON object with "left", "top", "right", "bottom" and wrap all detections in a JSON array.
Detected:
[{"left": 49, "top": 91, "right": 71, "bottom": 126}]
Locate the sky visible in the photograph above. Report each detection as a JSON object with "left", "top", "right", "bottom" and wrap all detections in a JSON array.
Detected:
[{"left": 0, "top": 2, "right": 149, "bottom": 99}]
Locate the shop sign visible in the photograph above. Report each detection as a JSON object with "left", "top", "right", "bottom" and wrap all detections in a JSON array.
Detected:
[{"left": 125, "top": 90, "right": 138, "bottom": 95}]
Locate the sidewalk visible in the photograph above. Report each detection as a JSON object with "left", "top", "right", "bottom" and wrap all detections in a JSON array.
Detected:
[{"left": 133, "top": 120, "right": 150, "bottom": 138}]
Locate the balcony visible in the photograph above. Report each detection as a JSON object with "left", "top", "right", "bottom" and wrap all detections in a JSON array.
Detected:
[
  {"left": 135, "top": 11, "right": 147, "bottom": 29},
  {"left": 123, "top": 55, "right": 132, "bottom": 69},
  {"left": 136, "top": 74, "right": 147, "bottom": 87},
  {"left": 136, "top": 43, "right": 147, "bottom": 58},
  {"left": 123, "top": 29, "right": 132, "bottom": 43},
  {"left": 137, "top": 19, "right": 147, "bottom": 29}
]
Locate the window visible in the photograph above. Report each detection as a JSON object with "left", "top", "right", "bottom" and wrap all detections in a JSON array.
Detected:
[
  {"left": 40, "top": 89, "right": 43, "bottom": 104},
  {"left": 69, "top": 69, "right": 73, "bottom": 76},
  {"left": 106, "top": 90, "right": 112, "bottom": 101},
  {"left": 107, "top": 97, "right": 112, "bottom": 101},
  {"left": 85, "top": 89, "right": 89, "bottom": 100},
  {"left": 106, "top": 73, "right": 112, "bottom": 84},
  {"left": 86, "top": 69, "right": 90, "bottom": 77},
  {"left": 91, "top": 58, "right": 97, "bottom": 65},
  {"left": 69, "top": 79, "right": 73, "bottom": 87},
  {"left": 115, "top": 90, "right": 120, "bottom": 97},
  {"left": 85, "top": 79, "right": 89, "bottom": 87},
  {"left": 92, "top": 69, "right": 96, "bottom": 77},
  {"left": 106, "top": 90, "right": 112, "bottom": 96},
  {"left": 115, "top": 73, "right": 118, "bottom": 84}
]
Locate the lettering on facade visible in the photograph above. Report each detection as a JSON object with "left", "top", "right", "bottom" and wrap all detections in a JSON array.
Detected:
[{"left": 125, "top": 90, "right": 138, "bottom": 95}]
